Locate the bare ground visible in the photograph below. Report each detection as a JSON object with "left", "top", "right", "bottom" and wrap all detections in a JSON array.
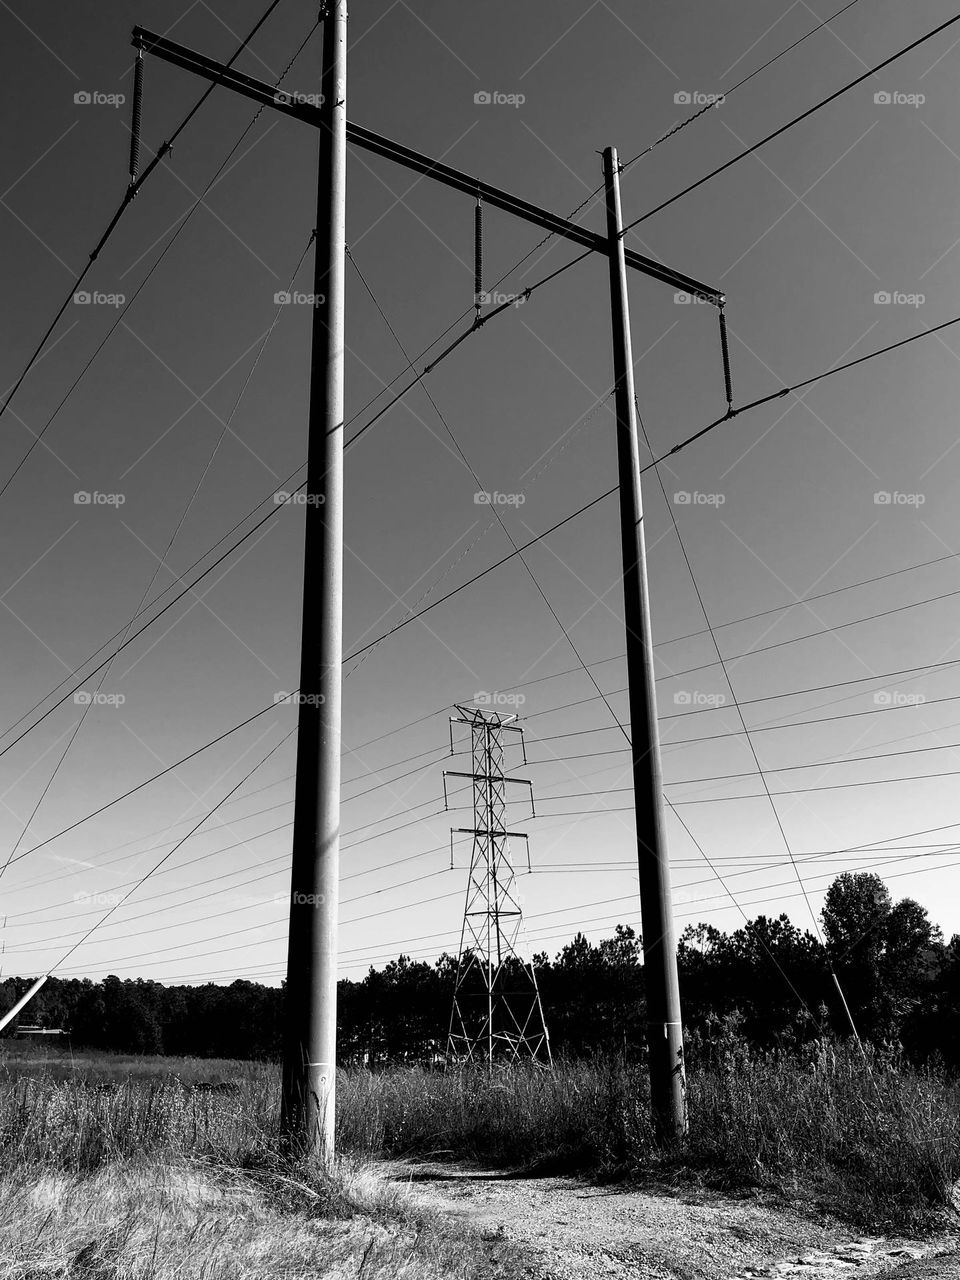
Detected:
[{"left": 381, "top": 1161, "right": 960, "bottom": 1280}]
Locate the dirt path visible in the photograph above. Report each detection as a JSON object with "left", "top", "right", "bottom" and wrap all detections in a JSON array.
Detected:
[{"left": 383, "top": 1162, "right": 960, "bottom": 1280}]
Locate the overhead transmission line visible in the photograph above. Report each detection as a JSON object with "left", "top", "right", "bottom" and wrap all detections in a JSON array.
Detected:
[
  {"left": 621, "top": 0, "right": 867, "bottom": 170},
  {"left": 520, "top": 653, "right": 960, "bottom": 724},
  {"left": 0, "top": 696, "right": 288, "bottom": 872},
  {"left": 1, "top": 3, "right": 937, "bottom": 691},
  {"left": 5, "top": 6, "right": 938, "bottom": 984},
  {"left": 21, "top": 821, "right": 947, "bottom": 960},
  {"left": 652, "top": 548, "right": 960, "bottom": 653},
  {"left": 14, "top": 621, "right": 958, "bottom": 910},
  {"left": 346, "top": 246, "right": 629, "bottom": 746},
  {"left": 0, "top": 0, "right": 289, "bottom": 433},
  {"left": 0, "top": 18, "right": 321, "bottom": 504},
  {"left": 27, "top": 718, "right": 960, "bottom": 915},
  {"left": 637, "top": 398, "right": 860, "bottom": 1038},
  {"left": 0, "top": 226, "right": 610, "bottom": 772},
  {"left": 463, "top": 0, "right": 868, "bottom": 298},
  {"left": 621, "top": 8, "right": 960, "bottom": 236},
  {"left": 11, "top": 17, "right": 958, "bottom": 773},
  {"left": 39, "top": 722, "right": 294, "bottom": 978},
  {"left": 49, "top": 834, "right": 960, "bottom": 982},
  {"left": 658, "top": 579, "right": 960, "bottom": 681},
  {"left": 9, "top": 850, "right": 458, "bottom": 955},
  {"left": 313, "top": 0, "right": 873, "bottom": 441},
  {"left": 22, "top": 656, "right": 955, "bottom": 928},
  {"left": 0, "top": 0, "right": 865, "bottom": 511},
  {"left": 652, "top": 310, "right": 960, "bottom": 470},
  {"left": 342, "top": 292, "right": 960, "bottom": 666},
  {"left": 4, "top": 740, "right": 448, "bottom": 904},
  {"left": 1, "top": 725, "right": 447, "bottom": 890},
  {"left": 204, "top": 825, "right": 960, "bottom": 979},
  {"left": 10, "top": 348, "right": 948, "bottom": 809},
  {"left": 5, "top": 12, "right": 956, "bottom": 936},
  {"left": 0, "top": 232, "right": 316, "bottom": 890}
]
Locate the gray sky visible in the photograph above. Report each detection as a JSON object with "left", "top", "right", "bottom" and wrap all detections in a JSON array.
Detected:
[{"left": 2, "top": 0, "right": 960, "bottom": 987}]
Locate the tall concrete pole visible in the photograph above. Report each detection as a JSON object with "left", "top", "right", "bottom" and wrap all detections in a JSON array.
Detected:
[
  {"left": 602, "top": 146, "right": 687, "bottom": 1143},
  {"left": 280, "top": 0, "right": 347, "bottom": 1167}
]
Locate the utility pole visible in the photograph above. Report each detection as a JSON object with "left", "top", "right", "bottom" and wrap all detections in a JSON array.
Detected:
[
  {"left": 279, "top": 0, "right": 347, "bottom": 1167},
  {"left": 443, "top": 706, "right": 550, "bottom": 1067},
  {"left": 132, "top": 27, "right": 721, "bottom": 1157},
  {"left": 602, "top": 146, "right": 687, "bottom": 1143}
]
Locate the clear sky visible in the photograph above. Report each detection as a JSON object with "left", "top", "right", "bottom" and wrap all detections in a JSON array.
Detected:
[{"left": 1, "top": 0, "right": 960, "bottom": 990}]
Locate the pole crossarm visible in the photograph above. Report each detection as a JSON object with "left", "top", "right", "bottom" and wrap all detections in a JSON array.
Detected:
[{"left": 131, "top": 26, "right": 722, "bottom": 303}]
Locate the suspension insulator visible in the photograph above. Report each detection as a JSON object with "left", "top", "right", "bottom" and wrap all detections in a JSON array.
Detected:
[
  {"left": 474, "top": 197, "right": 483, "bottom": 317},
  {"left": 128, "top": 51, "right": 144, "bottom": 186},
  {"left": 718, "top": 305, "right": 734, "bottom": 412}
]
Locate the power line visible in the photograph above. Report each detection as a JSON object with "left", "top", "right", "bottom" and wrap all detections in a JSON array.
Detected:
[
  {"left": 0, "top": 0, "right": 289, "bottom": 433},
  {"left": 2, "top": 740, "right": 447, "bottom": 904},
  {"left": 656, "top": 549, "right": 960, "bottom": 652},
  {"left": 341, "top": 303, "right": 960, "bottom": 667},
  {"left": 467, "top": 0, "right": 868, "bottom": 308},
  {"left": 3, "top": 697, "right": 288, "bottom": 871},
  {"left": 0, "top": 243, "right": 612, "bottom": 776},
  {"left": 25, "top": 725, "right": 960, "bottom": 927},
  {"left": 15, "top": 632, "right": 956, "bottom": 917},
  {"left": 621, "top": 9, "right": 960, "bottom": 235},
  {"left": 620, "top": 0, "right": 867, "bottom": 170},
  {"left": 0, "top": 231, "right": 316, "bottom": 891},
  {"left": 43, "top": 723, "right": 294, "bottom": 976},
  {"left": 0, "top": 18, "right": 320, "bottom": 504},
  {"left": 69, "top": 832, "right": 957, "bottom": 981},
  {"left": 651, "top": 311, "right": 960, "bottom": 472},
  {"left": 13, "top": 246, "right": 954, "bottom": 803},
  {"left": 6, "top": 856, "right": 455, "bottom": 955},
  {"left": 636, "top": 402, "right": 832, "bottom": 949},
  {"left": 651, "top": 578, "right": 960, "bottom": 683},
  {"left": 348, "top": 246, "right": 629, "bottom": 758}
]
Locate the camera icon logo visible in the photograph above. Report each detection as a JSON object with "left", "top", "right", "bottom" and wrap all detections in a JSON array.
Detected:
[
  {"left": 74, "top": 291, "right": 91, "bottom": 305},
  {"left": 673, "top": 491, "right": 692, "bottom": 505},
  {"left": 273, "top": 90, "right": 292, "bottom": 105},
  {"left": 474, "top": 91, "right": 491, "bottom": 105},
  {"left": 674, "top": 91, "right": 692, "bottom": 105},
  {"left": 73, "top": 491, "right": 91, "bottom": 504},
  {"left": 874, "top": 91, "right": 892, "bottom": 105},
  {"left": 74, "top": 91, "right": 91, "bottom": 105},
  {"left": 73, "top": 691, "right": 92, "bottom": 706},
  {"left": 874, "top": 291, "right": 891, "bottom": 304},
  {"left": 274, "top": 291, "right": 292, "bottom": 305}
]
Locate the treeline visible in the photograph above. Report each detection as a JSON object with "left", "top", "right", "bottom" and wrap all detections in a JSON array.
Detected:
[{"left": 2, "top": 873, "right": 958, "bottom": 1065}]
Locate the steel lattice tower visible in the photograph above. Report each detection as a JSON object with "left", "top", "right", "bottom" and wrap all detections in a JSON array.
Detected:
[{"left": 442, "top": 705, "right": 551, "bottom": 1066}]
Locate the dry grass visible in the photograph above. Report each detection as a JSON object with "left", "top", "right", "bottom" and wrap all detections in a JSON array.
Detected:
[
  {"left": 0, "top": 1050, "right": 522, "bottom": 1280},
  {"left": 0, "top": 1158, "right": 520, "bottom": 1280},
  {"left": 0, "top": 1038, "right": 957, "bottom": 1248},
  {"left": 336, "top": 1044, "right": 960, "bottom": 1233}
]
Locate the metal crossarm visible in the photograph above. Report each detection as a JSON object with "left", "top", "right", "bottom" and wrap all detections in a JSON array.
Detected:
[{"left": 132, "top": 27, "right": 722, "bottom": 302}]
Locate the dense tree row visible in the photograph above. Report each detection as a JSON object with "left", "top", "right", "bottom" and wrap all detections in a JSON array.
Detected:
[{"left": 2, "top": 873, "right": 957, "bottom": 1065}]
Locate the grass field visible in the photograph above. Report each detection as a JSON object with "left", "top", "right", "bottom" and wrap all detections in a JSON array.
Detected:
[
  {"left": 0, "top": 1046, "right": 520, "bottom": 1280},
  {"left": 0, "top": 1037, "right": 957, "bottom": 1277}
]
